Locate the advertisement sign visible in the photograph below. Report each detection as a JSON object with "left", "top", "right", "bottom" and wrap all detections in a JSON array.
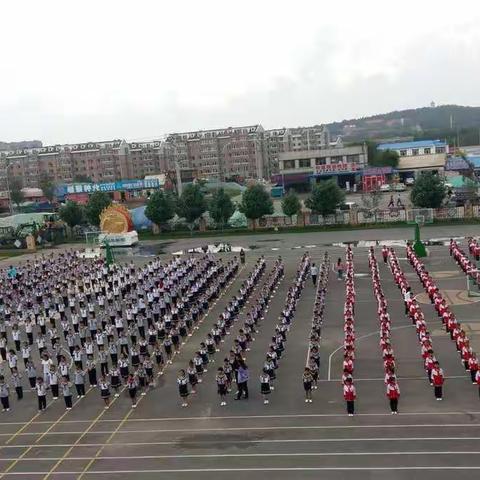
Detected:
[
  {"left": 445, "top": 157, "right": 470, "bottom": 171},
  {"left": 315, "top": 163, "right": 360, "bottom": 175},
  {"left": 57, "top": 178, "right": 160, "bottom": 196}
]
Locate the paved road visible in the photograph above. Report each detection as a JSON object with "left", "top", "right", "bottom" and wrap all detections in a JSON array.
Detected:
[{"left": 0, "top": 234, "right": 480, "bottom": 479}]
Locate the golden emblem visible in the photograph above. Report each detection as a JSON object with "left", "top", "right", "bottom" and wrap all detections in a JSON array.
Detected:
[{"left": 99, "top": 205, "right": 133, "bottom": 234}]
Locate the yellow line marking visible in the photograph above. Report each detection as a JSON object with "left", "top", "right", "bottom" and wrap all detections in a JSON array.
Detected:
[
  {"left": 43, "top": 262, "right": 246, "bottom": 480},
  {"left": 0, "top": 387, "right": 93, "bottom": 479}
]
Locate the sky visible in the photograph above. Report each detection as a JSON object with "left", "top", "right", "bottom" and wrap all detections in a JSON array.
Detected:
[{"left": 1, "top": 0, "right": 480, "bottom": 145}]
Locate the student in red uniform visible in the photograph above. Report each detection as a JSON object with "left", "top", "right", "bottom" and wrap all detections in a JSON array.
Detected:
[
  {"left": 476, "top": 369, "right": 480, "bottom": 398},
  {"left": 431, "top": 361, "right": 444, "bottom": 400},
  {"left": 386, "top": 377, "right": 400, "bottom": 414},
  {"left": 343, "top": 377, "right": 356, "bottom": 416}
]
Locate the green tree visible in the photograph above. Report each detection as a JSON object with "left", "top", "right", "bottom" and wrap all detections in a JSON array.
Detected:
[
  {"left": 176, "top": 184, "right": 207, "bottom": 232},
  {"left": 208, "top": 188, "right": 235, "bottom": 229},
  {"left": 145, "top": 190, "right": 176, "bottom": 231},
  {"left": 9, "top": 177, "right": 24, "bottom": 207},
  {"left": 85, "top": 191, "right": 112, "bottom": 226},
  {"left": 281, "top": 189, "right": 302, "bottom": 220},
  {"left": 59, "top": 201, "right": 84, "bottom": 235},
  {"left": 369, "top": 147, "right": 399, "bottom": 168},
  {"left": 239, "top": 184, "right": 274, "bottom": 229},
  {"left": 305, "top": 179, "right": 345, "bottom": 216},
  {"left": 410, "top": 172, "right": 446, "bottom": 208},
  {"left": 39, "top": 174, "right": 56, "bottom": 202}
]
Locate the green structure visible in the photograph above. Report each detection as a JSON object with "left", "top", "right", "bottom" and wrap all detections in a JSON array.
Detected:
[
  {"left": 103, "top": 240, "right": 115, "bottom": 266},
  {"left": 413, "top": 223, "right": 427, "bottom": 257}
]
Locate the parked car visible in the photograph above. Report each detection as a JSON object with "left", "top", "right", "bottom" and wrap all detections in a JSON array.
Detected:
[
  {"left": 405, "top": 177, "right": 415, "bottom": 186},
  {"left": 394, "top": 183, "right": 406, "bottom": 192},
  {"left": 380, "top": 184, "right": 391, "bottom": 192}
]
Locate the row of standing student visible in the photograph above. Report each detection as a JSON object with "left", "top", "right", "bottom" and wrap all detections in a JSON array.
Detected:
[
  {"left": 387, "top": 247, "right": 445, "bottom": 400},
  {"left": 185, "top": 254, "right": 308, "bottom": 408},
  {"left": 303, "top": 253, "right": 329, "bottom": 403},
  {"left": 342, "top": 247, "right": 357, "bottom": 416},
  {"left": 412, "top": 242, "right": 480, "bottom": 397},
  {"left": 1, "top": 256, "right": 240, "bottom": 413},
  {"left": 371, "top": 248, "right": 400, "bottom": 414},
  {"left": 177, "top": 257, "right": 268, "bottom": 406}
]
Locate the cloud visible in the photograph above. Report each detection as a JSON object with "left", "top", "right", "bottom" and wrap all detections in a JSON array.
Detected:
[{"left": 0, "top": 0, "right": 479, "bottom": 144}]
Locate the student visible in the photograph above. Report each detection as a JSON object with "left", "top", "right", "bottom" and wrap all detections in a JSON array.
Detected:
[
  {"left": 61, "top": 377, "right": 73, "bottom": 410},
  {"left": 235, "top": 360, "right": 249, "bottom": 400},
  {"left": 303, "top": 367, "right": 313, "bottom": 403},
  {"left": 187, "top": 360, "right": 198, "bottom": 394},
  {"left": 260, "top": 368, "right": 271, "bottom": 405},
  {"left": 343, "top": 377, "right": 356, "bottom": 416},
  {"left": 431, "top": 362, "right": 444, "bottom": 400},
  {"left": 48, "top": 366, "right": 59, "bottom": 400},
  {"left": 335, "top": 258, "right": 344, "bottom": 281},
  {"left": 109, "top": 366, "right": 121, "bottom": 397},
  {"left": 99, "top": 376, "right": 111, "bottom": 409},
  {"left": 216, "top": 367, "right": 228, "bottom": 406},
  {"left": 177, "top": 369, "right": 189, "bottom": 407},
  {"left": 86, "top": 359, "right": 98, "bottom": 387},
  {"left": 310, "top": 263, "right": 318, "bottom": 286},
  {"left": 386, "top": 377, "right": 400, "bottom": 414},
  {"left": 26, "top": 361, "right": 37, "bottom": 389},
  {"left": 126, "top": 374, "right": 138, "bottom": 408},
  {"left": 74, "top": 367, "right": 86, "bottom": 398},
  {"left": 0, "top": 376, "right": 10, "bottom": 412},
  {"left": 11, "top": 368, "right": 23, "bottom": 400},
  {"left": 36, "top": 377, "right": 47, "bottom": 413}
]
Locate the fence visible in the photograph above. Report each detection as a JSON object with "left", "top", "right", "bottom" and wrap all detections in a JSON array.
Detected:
[{"left": 252, "top": 206, "right": 471, "bottom": 230}]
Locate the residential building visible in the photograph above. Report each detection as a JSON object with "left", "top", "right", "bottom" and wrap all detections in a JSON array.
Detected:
[
  {"left": 275, "top": 144, "right": 368, "bottom": 189},
  {"left": 165, "top": 125, "right": 265, "bottom": 181},
  {"left": 377, "top": 139, "right": 448, "bottom": 179}
]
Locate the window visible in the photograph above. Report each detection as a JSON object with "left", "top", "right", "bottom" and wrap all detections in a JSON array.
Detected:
[
  {"left": 412, "top": 149, "right": 419, "bottom": 156},
  {"left": 299, "top": 159, "right": 311, "bottom": 168},
  {"left": 423, "top": 148, "right": 431, "bottom": 154},
  {"left": 347, "top": 154, "right": 359, "bottom": 163},
  {"left": 330, "top": 156, "right": 343, "bottom": 164},
  {"left": 399, "top": 150, "right": 407, "bottom": 156},
  {"left": 315, "top": 158, "right": 326, "bottom": 165},
  {"left": 435, "top": 147, "right": 445, "bottom": 154},
  {"left": 283, "top": 160, "right": 295, "bottom": 169}
]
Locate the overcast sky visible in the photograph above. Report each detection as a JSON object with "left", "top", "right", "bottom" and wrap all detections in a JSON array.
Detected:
[{"left": 1, "top": 0, "right": 479, "bottom": 144}]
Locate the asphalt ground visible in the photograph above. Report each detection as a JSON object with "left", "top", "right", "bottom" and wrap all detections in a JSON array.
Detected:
[{"left": 1, "top": 226, "right": 480, "bottom": 479}]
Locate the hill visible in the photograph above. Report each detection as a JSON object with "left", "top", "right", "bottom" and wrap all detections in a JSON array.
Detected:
[
  {"left": 0, "top": 140, "right": 43, "bottom": 151},
  {"left": 328, "top": 104, "right": 480, "bottom": 146}
]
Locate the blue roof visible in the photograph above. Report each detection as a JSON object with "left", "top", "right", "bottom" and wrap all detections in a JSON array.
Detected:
[
  {"left": 378, "top": 140, "right": 446, "bottom": 150},
  {"left": 467, "top": 155, "right": 480, "bottom": 168}
]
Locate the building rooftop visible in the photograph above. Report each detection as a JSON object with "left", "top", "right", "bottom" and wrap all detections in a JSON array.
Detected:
[{"left": 378, "top": 140, "right": 446, "bottom": 150}]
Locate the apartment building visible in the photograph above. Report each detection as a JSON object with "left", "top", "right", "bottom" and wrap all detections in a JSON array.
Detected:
[
  {"left": 0, "top": 124, "right": 341, "bottom": 190},
  {"left": 165, "top": 124, "right": 265, "bottom": 181}
]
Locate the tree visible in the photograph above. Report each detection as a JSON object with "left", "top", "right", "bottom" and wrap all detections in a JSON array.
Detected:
[
  {"left": 73, "top": 174, "right": 93, "bottom": 183},
  {"left": 281, "top": 189, "right": 302, "bottom": 221},
  {"left": 368, "top": 145, "right": 400, "bottom": 168},
  {"left": 305, "top": 179, "right": 345, "bottom": 216},
  {"left": 9, "top": 177, "right": 24, "bottom": 207},
  {"left": 239, "top": 184, "right": 273, "bottom": 229},
  {"left": 59, "top": 201, "right": 84, "bottom": 233},
  {"left": 85, "top": 191, "right": 112, "bottom": 226},
  {"left": 176, "top": 184, "right": 206, "bottom": 232},
  {"left": 145, "top": 190, "right": 176, "bottom": 231},
  {"left": 39, "top": 174, "right": 56, "bottom": 202},
  {"left": 410, "top": 172, "right": 446, "bottom": 208},
  {"left": 208, "top": 188, "right": 235, "bottom": 229}
]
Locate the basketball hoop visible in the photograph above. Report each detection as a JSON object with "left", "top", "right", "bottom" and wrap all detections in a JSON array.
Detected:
[{"left": 415, "top": 214, "right": 425, "bottom": 227}]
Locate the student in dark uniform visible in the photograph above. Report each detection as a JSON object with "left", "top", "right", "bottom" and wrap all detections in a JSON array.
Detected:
[
  {"left": 216, "top": 367, "right": 228, "bottom": 406},
  {"left": 303, "top": 367, "right": 313, "bottom": 403},
  {"left": 177, "top": 369, "right": 189, "bottom": 407},
  {"left": 260, "top": 368, "right": 271, "bottom": 405}
]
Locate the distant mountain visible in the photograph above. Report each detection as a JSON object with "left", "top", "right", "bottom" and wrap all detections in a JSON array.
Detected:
[
  {"left": 328, "top": 105, "right": 480, "bottom": 145},
  {"left": 0, "top": 140, "right": 43, "bottom": 151}
]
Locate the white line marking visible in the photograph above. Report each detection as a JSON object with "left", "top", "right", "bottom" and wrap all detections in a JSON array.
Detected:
[
  {"left": 3, "top": 437, "right": 480, "bottom": 448},
  {"left": 4, "top": 423, "right": 480, "bottom": 437},
  {"left": 4, "top": 467, "right": 480, "bottom": 475},
  {"left": 2, "top": 451, "right": 480, "bottom": 461},
  {"left": 327, "top": 324, "right": 414, "bottom": 380}
]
